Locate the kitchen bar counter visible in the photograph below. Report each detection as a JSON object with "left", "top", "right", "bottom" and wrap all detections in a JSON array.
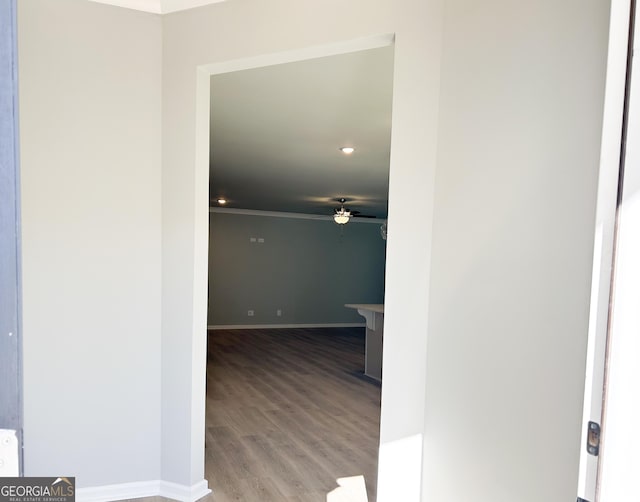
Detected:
[{"left": 345, "top": 304, "right": 384, "bottom": 381}]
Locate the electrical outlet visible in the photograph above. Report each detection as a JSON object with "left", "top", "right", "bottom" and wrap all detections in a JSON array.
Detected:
[
  {"left": 258, "top": 237, "right": 265, "bottom": 243},
  {"left": 247, "top": 310, "right": 254, "bottom": 316},
  {"left": 249, "top": 237, "right": 256, "bottom": 243},
  {"left": 276, "top": 309, "right": 282, "bottom": 316}
]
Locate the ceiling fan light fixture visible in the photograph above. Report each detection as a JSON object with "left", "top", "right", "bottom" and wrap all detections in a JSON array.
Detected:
[
  {"left": 339, "top": 146, "right": 355, "bottom": 155},
  {"left": 217, "top": 198, "right": 227, "bottom": 205},
  {"left": 334, "top": 199, "right": 351, "bottom": 224},
  {"left": 334, "top": 213, "right": 351, "bottom": 225}
]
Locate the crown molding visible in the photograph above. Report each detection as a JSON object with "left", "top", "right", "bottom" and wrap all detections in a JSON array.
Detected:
[
  {"left": 209, "top": 207, "right": 387, "bottom": 224},
  {"left": 87, "top": 0, "right": 226, "bottom": 14}
]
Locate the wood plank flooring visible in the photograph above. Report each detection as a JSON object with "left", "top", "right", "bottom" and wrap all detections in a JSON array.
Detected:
[{"left": 203, "top": 327, "right": 382, "bottom": 502}]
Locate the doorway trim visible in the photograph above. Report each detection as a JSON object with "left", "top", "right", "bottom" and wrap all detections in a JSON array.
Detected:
[
  {"left": 194, "top": 31, "right": 395, "bottom": 492},
  {"left": 576, "top": 0, "right": 635, "bottom": 498}
]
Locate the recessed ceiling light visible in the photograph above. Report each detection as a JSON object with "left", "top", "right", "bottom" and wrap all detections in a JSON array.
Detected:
[
  {"left": 340, "top": 147, "right": 355, "bottom": 154},
  {"left": 217, "top": 198, "right": 227, "bottom": 205}
]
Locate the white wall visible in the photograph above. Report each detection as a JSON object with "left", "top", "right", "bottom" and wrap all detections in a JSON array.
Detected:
[
  {"left": 423, "top": 0, "right": 610, "bottom": 501},
  {"left": 16, "top": 0, "right": 612, "bottom": 499},
  {"left": 161, "top": 0, "right": 444, "bottom": 493},
  {"left": 18, "top": 0, "right": 162, "bottom": 487}
]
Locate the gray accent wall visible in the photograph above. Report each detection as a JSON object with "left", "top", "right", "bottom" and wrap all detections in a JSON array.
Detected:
[{"left": 208, "top": 212, "right": 386, "bottom": 326}]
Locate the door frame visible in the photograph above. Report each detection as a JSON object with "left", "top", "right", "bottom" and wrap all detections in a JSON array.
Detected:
[
  {"left": 577, "top": 0, "right": 636, "bottom": 499},
  {"left": 195, "top": 32, "right": 395, "bottom": 494},
  {"left": 0, "top": 0, "right": 23, "bottom": 477}
]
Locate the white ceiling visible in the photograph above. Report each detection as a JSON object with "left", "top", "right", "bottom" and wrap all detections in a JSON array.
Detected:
[{"left": 210, "top": 45, "right": 394, "bottom": 219}]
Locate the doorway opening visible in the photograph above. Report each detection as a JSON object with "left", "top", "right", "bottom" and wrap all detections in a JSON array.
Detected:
[{"left": 202, "top": 39, "right": 394, "bottom": 500}]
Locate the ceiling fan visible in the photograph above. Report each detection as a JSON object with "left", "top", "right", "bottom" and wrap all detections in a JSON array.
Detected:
[{"left": 333, "top": 198, "right": 377, "bottom": 225}]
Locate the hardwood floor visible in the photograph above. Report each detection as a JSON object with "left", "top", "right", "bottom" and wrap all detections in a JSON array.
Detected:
[{"left": 202, "top": 327, "right": 382, "bottom": 502}]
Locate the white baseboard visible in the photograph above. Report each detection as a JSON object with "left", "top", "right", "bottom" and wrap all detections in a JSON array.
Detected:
[
  {"left": 160, "top": 480, "right": 211, "bottom": 501},
  {"left": 208, "top": 323, "right": 365, "bottom": 330},
  {"left": 77, "top": 480, "right": 158, "bottom": 502},
  {"left": 77, "top": 479, "right": 211, "bottom": 502}
]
